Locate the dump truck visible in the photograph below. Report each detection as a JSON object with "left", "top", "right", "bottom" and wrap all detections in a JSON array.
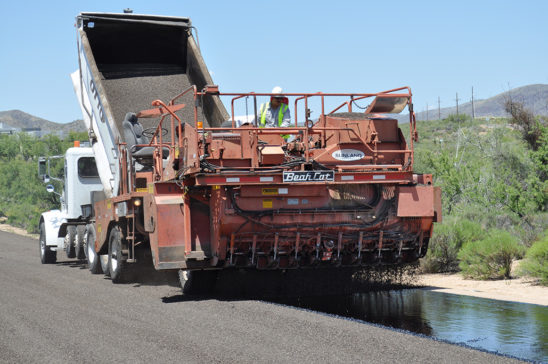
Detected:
[{"left": 39, "top": 12, "right": 441, "bottom": 294}]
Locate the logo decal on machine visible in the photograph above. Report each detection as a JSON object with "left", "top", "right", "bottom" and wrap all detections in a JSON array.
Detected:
[
  {"left": 283, "top": 171, "right": 334, "bottom": 183},
  {"left": 262, "top": 188, "right": 289, "bottom": 195},
  {"left": 331, "top": 149, "right": 365, "bottom": 161}
]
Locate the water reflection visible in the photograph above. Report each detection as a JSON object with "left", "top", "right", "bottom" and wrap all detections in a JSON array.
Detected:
[{"left": 273, "top": 289, "right": 548, "bottom": 362}]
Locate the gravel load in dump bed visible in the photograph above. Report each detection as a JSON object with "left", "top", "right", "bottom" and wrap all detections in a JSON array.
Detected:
[
  {"left": 101, "top": 73, "right": 208, "bottom": 143},
  {"left": 328, "top": 112, "right": 369, "bottom": 120},
  {"left": 329, "top": 112, "right": 396, "bottom": 120}
]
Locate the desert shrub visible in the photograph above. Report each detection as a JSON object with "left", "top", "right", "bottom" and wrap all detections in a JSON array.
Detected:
[
  {"left": 513, "top": 213, "right": 548, "bottom": 247},
  {"left": 445, "top": 113, "right": 471, "bottom": 125},
  {"left": 421, "top": 218, "right": 485, "bottom": 273},
  {"left": 518, "top": 233, "right": 548, "bottom": 285},
  {"left": 458, "top": 229, "right": 525, "bottom": 279},
  {"left": 422, "top": 223, "right": 458, "bottom": 273}
]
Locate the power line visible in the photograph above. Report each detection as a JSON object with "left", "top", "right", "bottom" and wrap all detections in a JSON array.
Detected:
[{"left": 471, "top": 86, "right": 475, "bottom": 119}]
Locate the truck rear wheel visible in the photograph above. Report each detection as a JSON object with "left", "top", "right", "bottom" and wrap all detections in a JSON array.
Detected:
[
  {"left": 39, "top": 222, "right": 56, "bottom": 264},
  {"left": 65, "top": 226, "right": 76, "bottom": 258},
  {"left": 100, "top": 255, "right": 110, "bottom": 277},
  {"left": 108, "top": 226, "right": 131, "bottom": 283},
  {"left": 75, "top": 225, "right": 86, "bottom": 260},
  {"left": 85, "top": 224, "right": 102, "bottom": 274}
]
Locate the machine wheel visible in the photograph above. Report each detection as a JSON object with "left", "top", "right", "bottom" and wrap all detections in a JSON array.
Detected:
[
  {"left": 178, "top": 270, "right": 218, "bottom": 295},
  {"left": 85, "top": 224, "right": 102, "bottom": 274},
  {"left": 65, "top": 225, "right": 76, "bottom": 258},
  {"left": 39, "top": 222, "right": 56, "bottom": 264},
  {"left": 108, "top": 226, "right": 131, "bottom": 283},
  {"left": 100, "top": 255, "right": 110, "bottom": 277},
  {"left": 75, "top": 225, "right": 86, "bottom": 260}
]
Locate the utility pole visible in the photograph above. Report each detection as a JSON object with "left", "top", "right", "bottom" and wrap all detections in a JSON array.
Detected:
[
  {"left": 471, "top": 86, "right": 475, "bottom": 119},
  {"left": 426, "top": 102, "right": 429, "bottom": 121},
  {"left": 438, "top": 96, "right": 441, "bottom": 120},
  {"left": 456, "top": 92, "right": 460, "bottom": 116}
]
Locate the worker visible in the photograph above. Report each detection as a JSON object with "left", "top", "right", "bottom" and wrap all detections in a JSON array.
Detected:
[{"left": 257, "top": 86, "right": 291, "bottom": 129}]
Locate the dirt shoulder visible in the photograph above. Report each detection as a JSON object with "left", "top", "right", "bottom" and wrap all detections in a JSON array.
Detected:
[
  {"left": 0, "top": 219, "right": 38, "bottom": 239},
  {"left": 418, "top": 272, "right": 548, "bottom": 306}
]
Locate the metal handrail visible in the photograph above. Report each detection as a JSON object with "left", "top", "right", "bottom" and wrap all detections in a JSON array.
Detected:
[{"left": 142, "top": 87, "right": 416, "bottom": 175}]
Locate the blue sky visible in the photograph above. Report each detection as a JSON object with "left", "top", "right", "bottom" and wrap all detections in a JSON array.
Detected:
[{"left": 0, "top": 0, "right": 547, "bottom": 123}]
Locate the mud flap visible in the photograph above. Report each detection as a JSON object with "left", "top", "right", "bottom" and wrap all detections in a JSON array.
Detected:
[{"left": 396, "top": 186, "right": 440, "bottom": 220}]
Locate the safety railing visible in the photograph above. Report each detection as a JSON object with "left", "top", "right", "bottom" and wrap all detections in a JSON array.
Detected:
[{"left": 139, "top": 86, "right": 417, "bottom": 179}]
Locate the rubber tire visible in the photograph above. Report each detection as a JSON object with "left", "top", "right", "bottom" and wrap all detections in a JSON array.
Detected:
[
  {"left": 75, "top": 225, "right": 86, "bottom": 260},
  {"left": 178, "top": 270, "right": 218, "bottom": 295},
  {"left": 99, "top": 255, "right": 110, "bottom": 277},
  {"left": 65, "top": 225, "right": 76, "bottom": 258},
  {"left": 39, "top": 222, "right": 56, "bottom": 264},
  {"left": 86, "top": 224, "right": 102, "bottom": 274},
  {"left": 108, "top": 226, "right": 131, "bottom": 283}
]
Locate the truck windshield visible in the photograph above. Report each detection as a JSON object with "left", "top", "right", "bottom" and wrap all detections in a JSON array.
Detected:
[{"left": 78, "top": 157, "right": 99, "bottom": 178}]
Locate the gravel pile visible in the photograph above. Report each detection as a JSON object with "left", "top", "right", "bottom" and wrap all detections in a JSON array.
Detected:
[{"left": 329, "top": 112, "right": 370, "bottom": 120}]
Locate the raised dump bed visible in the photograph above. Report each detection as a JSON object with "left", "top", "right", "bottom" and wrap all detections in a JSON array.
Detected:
[
  {"left": 74, "top": 13, "right": 228, "bottom": 196},
  {"left": 79, "top": 12, "right": 227, "bottom": 130}
]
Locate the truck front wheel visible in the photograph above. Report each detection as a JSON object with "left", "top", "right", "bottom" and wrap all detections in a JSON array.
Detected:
[
  {"left": 39, "top": 222, "right": 56, "bottom": 264},
  {"left": 85, "top": 224, "right": 102, "bottom": 274},
  {"left": 108, "top": 226, "right": 131, "bottom": 283}
]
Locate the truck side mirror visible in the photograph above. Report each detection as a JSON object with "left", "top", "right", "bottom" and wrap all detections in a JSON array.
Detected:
[
  {"left": 46, "top": 185, "right": 55, "bottom": 193},
  {"left": 38, "top": 158, "right": 48, "bottom": 182}
]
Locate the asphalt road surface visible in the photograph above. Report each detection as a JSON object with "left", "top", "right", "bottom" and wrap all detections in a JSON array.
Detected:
[{"left": 0, "top": 230, "right": 523, "bottom": 363}]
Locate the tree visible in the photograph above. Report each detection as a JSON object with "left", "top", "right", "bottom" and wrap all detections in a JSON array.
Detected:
[{"left": 504, "top": 100, "right": 545, "bottom": 151}]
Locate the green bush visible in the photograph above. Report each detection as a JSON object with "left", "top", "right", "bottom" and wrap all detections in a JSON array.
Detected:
[
  {"left": 0, "top": 132, "right": 86, "bottom": 233},
  {"left": 422, "top": 223, "right": 458, "bottom": 273},
  {"left": 518, "top": 233, "right": 548, "bottom": 285},
  {"left": 458, "top": 229, "right": 525, "bottom": 279},
  {"left": 422, "top": 218, "right": 485, "bottom": 273}
]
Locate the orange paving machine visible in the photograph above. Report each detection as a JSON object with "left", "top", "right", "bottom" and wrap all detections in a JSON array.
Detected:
[{"left": 104, "top": 86, "right": 442, "bottom": 279}]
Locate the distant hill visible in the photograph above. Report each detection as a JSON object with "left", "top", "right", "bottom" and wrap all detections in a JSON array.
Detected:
[
  {"left": 400, "top": 84, "right": 548, "bottom": 122},
  {"left": 0, "top": 110, "right": 85, "bottom": 135},
  {"left": 2, "top": 84, "right": 547, "bottom": 131}
]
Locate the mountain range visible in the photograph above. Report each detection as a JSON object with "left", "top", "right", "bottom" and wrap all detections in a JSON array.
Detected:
[
  {"left": 1, "top": 84, "right": 547, "bottom": 133},
  {"left": 0, "top": 110, "right": 85, "bottom": 135},
  {"left": 410, "top": 84, "right": 548, "bottom": 122}
]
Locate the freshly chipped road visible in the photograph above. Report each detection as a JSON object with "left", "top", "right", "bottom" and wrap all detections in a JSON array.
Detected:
[{"left": 0, "top": 231, "right": 523, "bottom": 363}]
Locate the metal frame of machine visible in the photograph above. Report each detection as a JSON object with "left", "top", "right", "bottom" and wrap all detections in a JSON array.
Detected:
[{"left": 90, "top": 86, "right": 441, "bottom": 272}]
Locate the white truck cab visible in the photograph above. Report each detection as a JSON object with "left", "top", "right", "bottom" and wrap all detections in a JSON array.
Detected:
[{"left": 38, "top": 145, "right": 103, "bottom": 263}]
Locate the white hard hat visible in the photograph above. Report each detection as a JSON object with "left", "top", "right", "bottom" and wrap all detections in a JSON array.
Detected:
[{"left": 272, "top": 86, "right": 283, "bottom": 95}]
